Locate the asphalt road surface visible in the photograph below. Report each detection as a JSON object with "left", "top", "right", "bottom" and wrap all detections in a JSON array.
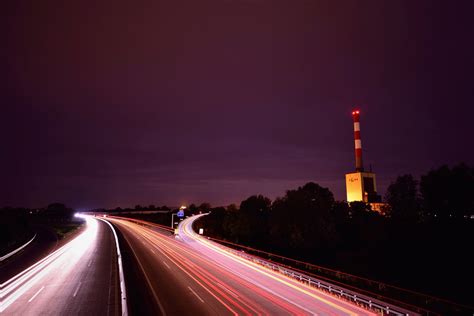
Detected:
[
  {"left": 0, "top": 217, "right": 120, "bottom": 315},
  {"left": 110, "top": 216, "right": 374, "bottom": 316}
]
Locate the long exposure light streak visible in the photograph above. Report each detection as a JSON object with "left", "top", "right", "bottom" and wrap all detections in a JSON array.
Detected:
[
  {"left": 0, "top": 216, "right": 98, "bottom": 313},
  {"left": 111, "top": 216, "right": 375, "bottom": 316},
  {"left": 179, "top": 216, "right": 365, "bottom": 315}
]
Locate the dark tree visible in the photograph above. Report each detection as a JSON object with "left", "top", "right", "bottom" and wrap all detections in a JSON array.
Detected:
[
  {"left": 331, "top": 201, "right": 351, "bottom": 223},
  {"left": 348, "top": 201, "right": 372, "bottom": 217},
  {"left": 226, "top": 204, "right": 238, "bottom": 212},
  {"left": 45, "top": 203, "right": 74, "bottom": 220},
  {"left": 198, "top": 202, "right": 212, "bottom": 212},
  {"left": 450, "top": 164, "right": 474, "bottom": 218},
  {"left": 0, "top": 208, "right": 31, "bottom": 253},
  {"left": 385, "top": 174, "right": 421, "bottom": 222},
  {"left": 270, "top": 182, "right": 336, "bottom": 250},
  {"left": 188, "top": 204, "right": 197, "bottom": 214},
  {"left": 230, "top": 195, "right": 271, "bottom": 244},
  {"left": 420, "top": 164, "right": 474, "bottom": 219}
]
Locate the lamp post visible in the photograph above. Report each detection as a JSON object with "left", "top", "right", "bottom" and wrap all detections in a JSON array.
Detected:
[{"left": 170, "top": 213, "right": 176, "bottom": 228}]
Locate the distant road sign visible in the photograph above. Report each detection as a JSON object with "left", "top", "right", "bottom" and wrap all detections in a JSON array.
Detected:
[{"left": 177, "top": 210, "right": 184, "bottom": 218}]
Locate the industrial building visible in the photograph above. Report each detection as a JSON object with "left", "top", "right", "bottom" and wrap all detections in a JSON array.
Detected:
[{"left": 345, "top": 110, "right": 382, "bottom": 205}]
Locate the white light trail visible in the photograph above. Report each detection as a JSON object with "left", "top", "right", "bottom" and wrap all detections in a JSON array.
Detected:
[{"left": 0, "top": 216, "right": 98, "bottom": 313}]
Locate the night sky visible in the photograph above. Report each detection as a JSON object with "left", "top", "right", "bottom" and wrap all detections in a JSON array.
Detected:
[{"left": 2, "top": 1, "right": 474, "bottom": 210}]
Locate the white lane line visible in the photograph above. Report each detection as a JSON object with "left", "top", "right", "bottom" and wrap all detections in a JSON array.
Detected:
[
  {"left": 28, "top": 286, "right": 44, "bottom": 303},
  {"left": 182, "top": 220, "right": 318, "bottom": 316},
  {"left": 188, "top": 286, "right": 205, "bottom": 303},
  {"left": 162, "top": 261, "right": 170, "bottom": 269},
  {"left": 216, "top": 282, "right": 239, "bottom": 298},
  {"left": 73, "top": 282, "right": 82, "bottom": 297}
]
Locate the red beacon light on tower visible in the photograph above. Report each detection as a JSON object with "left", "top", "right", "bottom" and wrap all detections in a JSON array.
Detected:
[{"left": 346, "top": 107, "right": 383, "bottom": 208}]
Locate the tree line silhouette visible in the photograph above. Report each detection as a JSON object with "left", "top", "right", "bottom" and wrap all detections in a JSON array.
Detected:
[
  {"left": 196, "top": 163, "right": 474, "bottom": 306},
  {"left": 1, "top": 163, "right": 472, "bottom": 305},
  {"left": 0, "top": 203, "right": 77, "bottom": 255}
]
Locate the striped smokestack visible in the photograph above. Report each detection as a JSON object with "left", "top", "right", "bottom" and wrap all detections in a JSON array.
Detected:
[{"left": 352, "top": 110, "right": 364, "bottom": 172}]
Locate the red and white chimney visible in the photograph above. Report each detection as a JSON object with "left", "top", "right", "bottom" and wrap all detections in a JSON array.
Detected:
[{"left": 352, "top": 110, "right": 364, "bottom": 172}]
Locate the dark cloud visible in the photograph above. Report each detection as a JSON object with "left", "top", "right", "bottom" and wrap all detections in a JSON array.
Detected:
[{"left": 2, "top": 0, "right": 474, "bottom": 208}]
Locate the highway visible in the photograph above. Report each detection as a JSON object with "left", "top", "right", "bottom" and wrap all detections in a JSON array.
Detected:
[
  {"left": 0, "top": 216, "right": 121, "bottom": 315},
  {"left": 110, "top": 216, "right": 375, "bottom": 315}
]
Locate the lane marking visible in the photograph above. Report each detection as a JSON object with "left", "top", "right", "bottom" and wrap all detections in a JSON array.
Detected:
[
  {"left": 135, "top": 226, "right": 239, "bottom": 315},
  {"left": 111, "top": 221, "right": 165, "bottom": 315},
  {"left": 73, "top": 282, "right": 82, "bottom": 297},
  {"left": 144, "top": 226, "right": 295, "bottom": 315},
  {"left": 152, "top": 223, "right": 307, "bottom": 315},
  {"left": 114, "top": 219, "right": 247, "bottom": 315},
  {"left": 216, "top": 282, "right": 239, "bottom": 298},
  {"left": 146, "top": 231, "right": 264, "bottom": 315},
  {"left": 182, "top": 259, "right": 195, "bottom": 268},
  {"left": 162, "top": 261, "right": 170, "bottom": 269},
  {"left": 28, "top": 286, "right": 44, "bottom": 303},
  {"left": 188, "top": 286, "right": 205, "bottom": 303},
  {"left": 181, "top": 218, "right": 364, "bottom": 316}
]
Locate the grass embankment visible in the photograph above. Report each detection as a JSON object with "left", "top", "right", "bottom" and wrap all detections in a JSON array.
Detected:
[{"left": 50, "top": 222, "right": 83, "bottom": 239}]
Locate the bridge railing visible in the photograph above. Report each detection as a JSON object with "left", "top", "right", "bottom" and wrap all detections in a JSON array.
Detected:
[{"left": 196, "top": 233, "right": 472, "bottom": 316}]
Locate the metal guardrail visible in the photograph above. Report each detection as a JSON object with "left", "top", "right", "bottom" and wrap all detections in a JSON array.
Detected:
[
  {"left": 111, "top": 214, "right": 474, "bottom": 315},
  {"left": 176, "top": 214, "right": 416, "bottom": 316},
  {"left": 100, "top": 218, "right": 128, "bottom": 316},
  {"left": 114, "top": 215, "right": 416, "bottom": 314},
  {"left": 229, "top": 248, "right": 415, "bottom": 316},
  {"left": 190, "top": 212, "right": 474, "bottom": 315}
]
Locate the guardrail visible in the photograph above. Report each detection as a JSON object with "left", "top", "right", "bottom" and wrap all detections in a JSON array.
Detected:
[
  {"left": 0, "top": 234, "right": 37, "bottom": 262},
  {"left": 229, "top": 247, "right": 413, "bottom": 315},
  {"left": 179, "top": 217, "right": 414, "bottom": 315},
  {"left": 113, "top": 216, "right": 416, "bottom": 314},
  {"left": 99, "top": 218, "right": 128, "bottom": 316},
  {"left": 109, "top": 215, "right": 474, "bottom": 315},
  {"left": 189, "top": 216, "right": 474, "bottom": 315},
  {"left": 198, "top": 235, "right": 426, "bottom": 315}
]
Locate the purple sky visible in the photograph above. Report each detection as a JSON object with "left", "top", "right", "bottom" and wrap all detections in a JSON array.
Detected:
[{"left": 2, "top": 1, "right": 474, "bottom": 210}]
